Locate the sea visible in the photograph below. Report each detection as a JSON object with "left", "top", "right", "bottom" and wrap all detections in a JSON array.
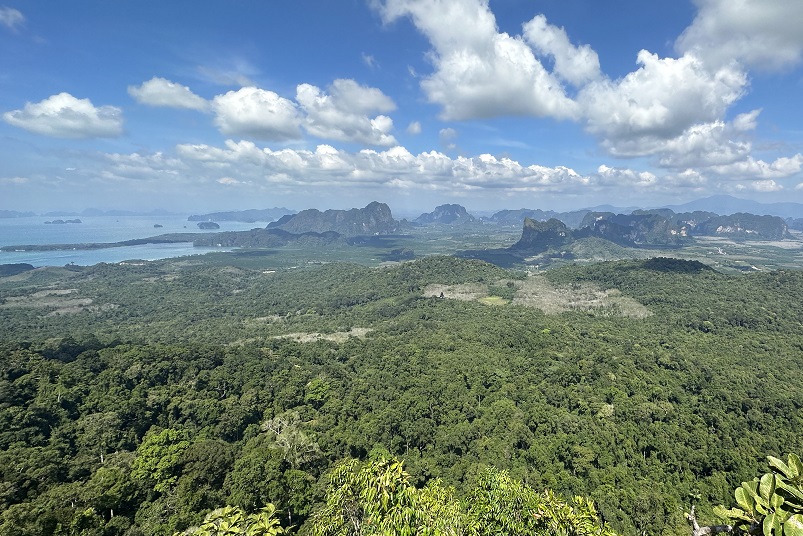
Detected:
[{"left": 0, "top": 215, "right": 266, "bottom": 267}]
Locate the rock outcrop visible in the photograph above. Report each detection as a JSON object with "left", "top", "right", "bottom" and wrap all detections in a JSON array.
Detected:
[
  {"left": 267, "top": 202, "right": 403, "bottom": 236},
  {"left": 415, "top": 204, "right": 476, "bottom": 225}
]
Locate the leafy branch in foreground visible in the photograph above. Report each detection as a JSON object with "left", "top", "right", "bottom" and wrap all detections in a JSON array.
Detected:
[
  {"left": 714, "top": 453, "right": 803, "bottom": 536},
  {"left": 174, "top": 504, "right": 288, "bottom": 535},
  {"left": 308, "top": 458, "right": 618, "bottom": 536}
]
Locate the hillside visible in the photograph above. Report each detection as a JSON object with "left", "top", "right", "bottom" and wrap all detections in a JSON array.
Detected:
[{"left": 1, "top": 255, "right": 802, "bottom": 535}]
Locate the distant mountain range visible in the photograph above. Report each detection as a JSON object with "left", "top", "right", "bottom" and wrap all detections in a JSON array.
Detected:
[
  {"left": 661, "top": 195, "right": 803, "bottom": 219},
  {"left": 512, "top": 209, "right": 790, "bottom": 254}
]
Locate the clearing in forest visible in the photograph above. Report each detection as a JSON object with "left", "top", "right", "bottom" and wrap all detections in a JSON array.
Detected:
[{"left": 424, "top": 275, "right": 651, "bottom": 317}]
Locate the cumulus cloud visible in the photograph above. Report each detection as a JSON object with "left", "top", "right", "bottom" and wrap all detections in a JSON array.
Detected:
[
  {"left": 3, "top": 93, "right": 123, "bottom": 138},
  {"left": 732, "top": 179, "right": 782, "bottom": 192},
  {"left": 602, "top": 110, "right": 760, "bottom": 169},
  {"left": 676, "top": 0, "right": 803, "bottom": 70},
  {"left": 406, "top": 121, "right": 422, "bottom": 135},
  {"left": 580, "top": 51, "right": 746, "bottom": 151},
  {"left": 212, "top": 87, "right": 302, "bottom": 141},
  {"left": 128, "top": 77, "right": 209, "bottom": 111},
  {"left": 708, "top": 154, "right": 803, "bottom": 180},
  {"left": 377, "top": 0, "right": 579, "bottom": 121},
  {"left": 296, "top": 79, "right": 397, "bottom": 146},
  {"left": 593, "top": 165, "right": 657, "bottom": 188},
  {"left": 101, "top": 151, "right": 186, "bottom": 182},
  {"left": 522, "top": 14, "right": 600, "bottom": 86},
  {"left": 0, "top": 6, "right": 23, "bottom": 30}
]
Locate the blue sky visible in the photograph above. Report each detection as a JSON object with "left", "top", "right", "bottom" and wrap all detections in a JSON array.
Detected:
[{"left": 1, "top": 0, "right": 802, "bottom": 214}]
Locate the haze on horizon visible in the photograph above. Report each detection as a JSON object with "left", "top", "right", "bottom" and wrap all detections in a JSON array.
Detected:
[{"left": 1, "top": 0, "right": 802, "bottom": 215}]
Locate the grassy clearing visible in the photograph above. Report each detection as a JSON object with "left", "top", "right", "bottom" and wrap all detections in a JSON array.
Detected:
[
  {"left": 424, "top": 276, "right": 651, "bottom": 318},
  {"left": 273, "top": 327, "right": 373, "bottom": 343}
]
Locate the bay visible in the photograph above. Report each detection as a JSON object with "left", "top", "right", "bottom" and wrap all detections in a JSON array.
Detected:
[{"left": 0, "top": 215, "right": 265, "bottom": 267}]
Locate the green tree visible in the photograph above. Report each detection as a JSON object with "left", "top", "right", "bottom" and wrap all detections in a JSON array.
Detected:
[
  {"left": 131, "top": 428, "right": 190, "bottom": 493},
  {"left": 174, "top": 504, "right": 287, "bottom": 536},
  {"left": 714, "top": 453, "right": 803, "bottom": 536}
]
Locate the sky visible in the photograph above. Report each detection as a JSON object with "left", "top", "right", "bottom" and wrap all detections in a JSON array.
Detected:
[{"left": 1, "top": 0, "right": 803, "bottom": 215}]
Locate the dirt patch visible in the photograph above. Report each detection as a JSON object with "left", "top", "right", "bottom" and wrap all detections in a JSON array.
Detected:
[
  {"left": 274, "top": 327, "right": 373, "bottom": 343},
  {"left": 247, "top": 315, "right": 284, "bottom": 324},
  {"left": 1, "top": 287, "right": 120, "bottom": 316},
  {"left": 424, "top": 277, "right": 650, "bottom": 318},
  {"left": 423, "top": 283, "right": 487, "bottom": 301},
  {"left": 3, "top": 288, "right": 81, "bottom": 306},
  {"left": 513, "top": 276, "right": 651, "bottom": 317},
  {"left": 45, "top": 303, "right": 119, "bottom": 316}
]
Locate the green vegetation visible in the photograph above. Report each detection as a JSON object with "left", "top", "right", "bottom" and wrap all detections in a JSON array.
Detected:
[
  {"left": 715, "top": 453, "right": 803, "bottom": 536},
  {"left": 1, "top": 255, "right": 802, "bottom": 535}
]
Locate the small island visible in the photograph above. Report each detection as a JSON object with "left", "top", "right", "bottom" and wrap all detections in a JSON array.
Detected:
[
  {"left": 44, "top": 219, "right": 82, "bottom": 224},
  {"left": 197, "top": 221, "right": 220, "bottom": 230}
]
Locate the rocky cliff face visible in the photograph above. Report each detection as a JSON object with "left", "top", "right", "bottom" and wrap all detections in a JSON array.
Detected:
[
  {"left": 415, "top": 204, "right": 476, "bottom": 224},
  {"left": 508, "top": 210, "right": 789, "bottom": 255},
  {"left": 510, "top": 218, "right": 573, "bottom": 253},
  {"left": 267, "top": 202, "right": 403, "bottom": 236},
  {"left": 695, "top": 213, "right": 789, "bottom": 239}
]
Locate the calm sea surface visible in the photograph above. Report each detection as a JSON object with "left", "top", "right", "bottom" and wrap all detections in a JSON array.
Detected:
[{"left": 0, "top": 216, "right": 264, "bottom": 267}]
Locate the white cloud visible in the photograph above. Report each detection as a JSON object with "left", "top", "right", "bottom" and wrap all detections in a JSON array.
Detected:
[
  {"left": 733, "top": 179, "right": 782, "bottom": 192},
  {"left": 522, "top": 14, "right": 600, "bottom": 86},
  {"left": 212, "top": 87, "right": 302, "bottom": 141},
  {"left": 663, "top": 169, "right": 710, "bottom": 190},
  {"left": 3, "top": 93, "right": 123, "bottom": 138},
  {"left": 362, "top": 53, "right": 377, "bottom": 68},
  {"left": 593, "top": 165, "right": 657, "bottom": 188},
  {"left": 610, "top": 110, "right": 761, "bottom": 168},
  {"left": 296, "top": 79, "right": 397, "bottom": 146},
  {"left": 676, "top": 0, "right": 803, "bottom": 70},
  {"left": 217, "top": 177, "right": 245, "bottom": 185},
  {"left": 406, "top": 121, "right": 422, "bottom": 135},
  {"left": 0, "top": 6, "right": 23, "bottom": 30},
  {"left": 439, "top": 127, "right": 457, "bottom": 151},
  {"left": 580, "top": 51, "right": 746, "bottom": 151},
  {"left": 174, "top": 139, "right": 589, "bottom": 192},
  {"left": 377, "top": 0, "right": 579, "bottom": 121},
  {"left": 0, "top": 176, "right": 29, "bottom": 185},
  {"left": 128, "top": 77, "right": 209, "bottom": 111},
  {"left": 102, "top": 151, "right": 186, "bottom": 181},
  {"left": 709, "top": 154, "right": 803, "bottom": 180}
]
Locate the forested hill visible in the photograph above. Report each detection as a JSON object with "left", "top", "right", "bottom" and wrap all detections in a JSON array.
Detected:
[{"left": 1, "top": 256, "right": 802, "bottom": 535}]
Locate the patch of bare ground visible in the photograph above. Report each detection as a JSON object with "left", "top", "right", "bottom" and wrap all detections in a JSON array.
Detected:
[
  {"left": 274, "top": 327, "right": 373, "bottom": 343},
  {"left": 513, "top": 276, "right": 651, "bottom": 317},
  {"left": 1, "top": 288, "right": 119, "bottom": 316},
  {"left": 422, "top": 283, "right": 487, "bottom": 301},
  {"left": 424, "top": 278, "right": 651, "bottom": 318},
  {"left": 246, "top": 315, "right": 284, "bottom": 324},
  {"left": 45, "top": 303, "right": 118, "bottom": 316}
]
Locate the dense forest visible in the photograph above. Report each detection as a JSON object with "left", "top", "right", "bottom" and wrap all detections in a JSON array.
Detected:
[{"left": 1, "top": 256, "right": 802, "bottom": 535}]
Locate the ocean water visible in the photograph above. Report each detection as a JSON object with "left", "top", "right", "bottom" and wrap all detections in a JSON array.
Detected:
[{"left": 0, "top": 216, "right": 265, "bottom": 267}]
